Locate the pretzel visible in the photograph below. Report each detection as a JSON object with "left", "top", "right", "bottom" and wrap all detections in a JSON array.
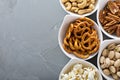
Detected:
[
  {"left": 73, "top": 51, "right": 89, "bottom": 59},
  {"left": 63, "top": 17, "right": 100, "bottom": 59},
  {"left": 81, "top": 32, "right": 91, "bottom": 50},
  {"left": 63, "top": 44, "right": 72, "bottom": 53},
  {"left": 78, "top": 17, "right": 94, "bottom": 26},
  {"left": 99, "top": 0, "right": 120, "bottom": 37},
  {"left": 88, "top": 37, "right": 100, "bottom": 54},
  {"left": 74, "top": 38, "right": 85, "bottom": 52}
]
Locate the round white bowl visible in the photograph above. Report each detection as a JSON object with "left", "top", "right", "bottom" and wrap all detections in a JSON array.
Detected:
[
  {"left": 97, "top": 0, "right": 120, "bottom": 39},
  {"left": 58, "top": 15, "right": 103, "bottom": 60},
  {"left": 59, "top": 59, "right": 103, "bottom": 80},
  {"left": 97, "top": 39, "right": 120, "bottom": 80},
  {"left": 59, "top": 0, "right": 99, "bottom": 17}
]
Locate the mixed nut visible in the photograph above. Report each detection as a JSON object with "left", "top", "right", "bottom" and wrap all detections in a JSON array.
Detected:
[
  {"left": 61, "top": 0, "right": 96, "bottom": 15},
  {"left": 100, "top": 43, "right": 120, "bottom": 80},
  {"left": 99, "top": 0, "right": 120, "bottom": 37}
]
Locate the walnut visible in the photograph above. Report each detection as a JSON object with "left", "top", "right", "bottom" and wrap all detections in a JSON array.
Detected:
[{"left": 108, "top": 1, "right": 119, "bottom": 14}]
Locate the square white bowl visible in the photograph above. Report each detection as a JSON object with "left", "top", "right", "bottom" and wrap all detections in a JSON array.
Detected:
[
  {"left": 58, "top": 15, "right": 103, "bottom": 60},
  {"left": 97, "top": 0, "right": 120, "bottom": 39},
  {"left": 59, "top": 59, "right": 103, "bottom": 80},
  {"left": 97, "top": 39, "right": 120, "bottom": 80},
  {"left": 59, "top": 0, "right": 99, "bottom": 17}
]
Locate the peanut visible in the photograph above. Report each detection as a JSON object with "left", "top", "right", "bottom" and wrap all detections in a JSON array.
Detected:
[
  {"left": 109, "top": 66, "right": 116, "bottom": 73},
  {"left": 108, "top": 51, "right": 115, "bottom": 59},
  {"left": 114, "top": 59, "right": 120, "bottom": 67},
  {"left": 100, "top": 56, "right": 105, "bottom": 64},
  {"left": 102, "top": 49, "right": 109, "bottom": 57},
  {"left": 115, "top": 52, "right": 120, "bottom": 59},
  {"left": 103, "top": 69, "right": 111, "bottom": 76}
]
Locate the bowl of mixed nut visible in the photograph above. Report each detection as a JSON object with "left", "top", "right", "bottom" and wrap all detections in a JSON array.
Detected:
[
  {"left": 59, "top": 0, "right": 99, "bottom": 16},
  {"left": 97, "top": 39, "right": 120, "bottom": 80},
  {"left": 97, "top": 0, "right": 120, "bottom": 39}
]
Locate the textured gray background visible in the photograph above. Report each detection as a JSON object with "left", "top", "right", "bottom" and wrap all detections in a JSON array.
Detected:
[{"left": 0, "top": 0, "right": 108, "bottom": 80}]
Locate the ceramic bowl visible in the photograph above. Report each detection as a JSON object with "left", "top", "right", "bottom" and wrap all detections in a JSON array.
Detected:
[
  {"left": 97, "top": 0, "right": 120, "bottom": 39},
  {"left": 58, "top": 15, "right": 103, "bottom": 60},
  {"left": 59, "top": 0, "right": 99, "bottom": 17},
  {"left": 59, "top": 59, "right": 103, "bottom": 80},
  {"left": 97, "top": 39, "right": 120, "bottom": 80}
]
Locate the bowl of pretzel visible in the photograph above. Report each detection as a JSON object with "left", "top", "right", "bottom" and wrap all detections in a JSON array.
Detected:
[
  {"left": 59, "top": 0, "right": 99, "bottom": 16},
  {"left": 58, "top": 15, "right": 103, "bottom": 60},
  {"left": 97, "top": 0, "right": 120, "bottom": 39}
]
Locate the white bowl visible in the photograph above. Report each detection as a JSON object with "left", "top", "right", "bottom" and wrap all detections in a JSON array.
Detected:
[
  {"left": 59, "top": 0, "right": 99, "bottom": 17},
  {"left": 59, "top": 59, "right": 103, "bottom": 80},
  {"left": 97, "top": 39, "right": 120, "bottom": 80},
  {"left": 58, "top": 15, "right": 103, "bottom": 60},
  {"left": 97, "top": 0, "right": 120, "bottom": 39}
]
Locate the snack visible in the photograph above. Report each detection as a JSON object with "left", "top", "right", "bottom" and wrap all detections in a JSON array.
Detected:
[
  {"left": 63, "top": 17, "right": 100, "bottom": 59},
  {"left": 60, "top": 63, "right": 98, "bottom": 80},
  {"left": 99, "top": 0, "right": 120, "bottom": 37},
  {"left": 99, "top": 43, "right": 120, "bottom": 79},
  {"left": 61, "top": 0, "right": 96, "bottom": 15}
]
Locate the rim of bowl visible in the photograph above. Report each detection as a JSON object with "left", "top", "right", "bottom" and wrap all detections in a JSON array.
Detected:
[
  {"left": 58, "top": 15, "right": 103, "bottom": 60},
  {"left": 97, "top": 39, "right": 120, "bottom": 80},
  {"left": 59, "top": 0, "right": 99, "bottom": 17},
  {"left": 59, "top": 59, "right": 103, "bottom": 80},
  {"left": 97, "top": 0, "right": 120, "bottom": 39}
]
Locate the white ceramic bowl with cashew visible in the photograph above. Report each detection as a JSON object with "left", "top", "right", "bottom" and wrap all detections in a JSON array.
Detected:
[
  {"left": 59, "top": 0, "right": 99, "bottom": 17},
  {"left": 97, "top": 39, "right": 120, "bottom": 80},
  {"left": 97, "top": 0, "right": 120, "bottom": 39},
  {"left": 58, "top": 15, "right": 103, "bottom": 60},
  {"left": 59, "top": 59, "right": 103, "bottom": 80}
]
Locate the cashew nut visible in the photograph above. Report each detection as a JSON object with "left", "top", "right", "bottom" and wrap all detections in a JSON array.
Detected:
[
  {"left": 91, "top": 0, "right": 95, "bottom": 4},
  {"left": 78, "top": 0, "right": 87, "bottom": 9},
  {"left": 65, "top": 2, "right": 72, "bottom": 11},
  {"left": 72, "top": 2, "right": 77, "bottom": 7},
  {"left": 86, "top": 0, "right": 91, "bottom": 7},
  {"left": 89, "top": 4, "right": 95, "bottom": 10},
  {"left": 71, "top": 7, "right": 79, "bottom": 13},
  {"left": 61, "top": 0, "right": 68, "bottom": 3},
  {"left": 78, "top": 9, "right": 92, "bottom": 15},
  {"left": 70, "top": 0, "right": 77, "bottom": 2},
  {"left": 77, "top": 0, "right": 83, "bottom": 3}
]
